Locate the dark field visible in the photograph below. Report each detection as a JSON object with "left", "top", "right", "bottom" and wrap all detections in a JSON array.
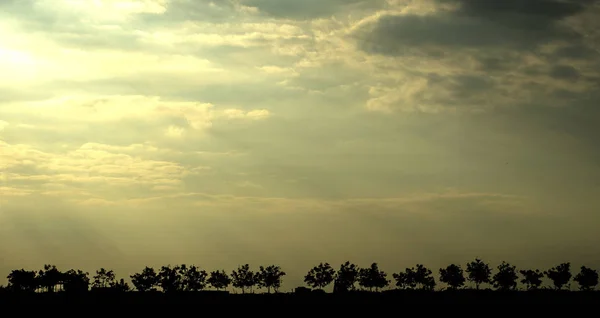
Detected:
[{"left": 2, "top": 290, "right": 599, "bottom": 304}]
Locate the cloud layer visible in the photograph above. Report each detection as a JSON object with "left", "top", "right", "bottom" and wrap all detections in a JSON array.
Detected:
[{"left": 1, "top": 0, "right": 599, "bottom": 289}]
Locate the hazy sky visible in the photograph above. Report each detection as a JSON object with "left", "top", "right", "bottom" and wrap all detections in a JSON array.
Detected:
[{"left": 1, "top": 0, "right": 600, "bottom": 290}]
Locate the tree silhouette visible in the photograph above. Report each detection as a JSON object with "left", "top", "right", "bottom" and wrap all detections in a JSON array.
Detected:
[
  {"left": 412, "top": 264, "right": 436, "bottom": 290},
  {"left": 180, "top": 265, "right": 208, "bottom": 292},
  {"left": 394, "top": 265, "right": 435, "bottom": 290},
  {"left": 358, "top": 263, "right": 389, "bottom": 292},
  {"left": 231, "top": 264, "right": 256, "bottom": 294},
  {"left": 38, "top": 265, "right": 62, "bottom": 293},
  {"left": 334, "top": 261, "right": 360, "bottom": 292},
  {"left": 158, "top": 265, "right": 184, "bottom": 292},
  {"left": 208, "top": 270, "right": 231, "bottom": 291},
  {"left": 492, "top": 261, "right": 518, "bottom": 291},
  {"left": 62, "top": 269, "right": 89, "bottom": 293},
  {"left": 7, "top": 269, "right": 37, "bottom": 292},
  {"left": 393, "top": 269, "right": 416, "bottom": 290},
  {"left": 92, "top": 268, "right": 117, "bottom": 290},
  {"left": 545, "top": 263, "right": 571, "bottom": 290},
  {"left": 573, "top": 266, "right": 598, "bottom": 291},
  {"left": 4, "top": 260, "right": 600, "bottom": 298},
  {"left": 439, "top": 264, "right": 466, "bottom": 290},
  {"left": 519, "top": 269, "right": 544, "bottom": 290},
  {"left": 130, "top": 267, "right": 159, "bottom": 292},
  {"left": 256, "top": 265, "right": 286, "bottom": 293},
  {"left": 304, "top": 262, "right": 336, "bottom": 290},
  {"left": 113, "top": 279, "right": 130, "bottom": 292},
  {"left": 466, "top": 258, "right": 492, "bottom": 289}
]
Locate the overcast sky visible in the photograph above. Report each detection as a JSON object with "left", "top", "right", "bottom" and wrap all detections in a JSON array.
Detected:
[{"left": 1, "top": 0, "right": 600, "bottom": 290}]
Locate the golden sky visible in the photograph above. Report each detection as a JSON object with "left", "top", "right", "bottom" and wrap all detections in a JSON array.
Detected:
[{"left": 1, "top": 0, "right": 600, "bottom": 290}]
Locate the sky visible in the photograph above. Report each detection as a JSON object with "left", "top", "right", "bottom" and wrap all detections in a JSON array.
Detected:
[{"left": 1, "top": 0, "right": 600, "bottom": 291}]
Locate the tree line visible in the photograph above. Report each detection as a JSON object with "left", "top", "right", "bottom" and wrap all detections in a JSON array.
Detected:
[{"left": 1, "top": 259, "right": 598, "bottom": 293}]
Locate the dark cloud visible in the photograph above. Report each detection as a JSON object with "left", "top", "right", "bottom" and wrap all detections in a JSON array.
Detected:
[
  {"left": 442, "top": 0, "right": 593, "bottom": 21},
  {"left": 549, "top": 64, "right": 581, "bottom": 80},
  {"left": 356, "top": 14, "right": 568, "bottom": 53},
  {"left": 241, "top": 0, "right": 386, "bottom": 19},
  {"left": 477, "top": 57, "right": 510, "bottom": 72},
  {"left": 551, "top": 44, "right": 600, "bottom": 60},
  {"left": 355, "top": 0, "right": 597, "bottom": 55},
  {"left": 405, "top": 73, "right": 497, "bottom": 108},
  {"left": 474, "top": 55, "right": 525, "bottom": 73},
  {"left": 449, "top": 75, "right": 495, "bottom": 96}
]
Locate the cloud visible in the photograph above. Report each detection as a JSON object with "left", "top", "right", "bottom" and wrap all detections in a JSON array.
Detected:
[
  {"left": 223, "top": 108, "right": 271, "bottom": 120},
  {"left": 549, "top": 64, "right": 581, "bottom": 81},
  {"left": 0, "top": 95, "right": 272, "bottom": 133},
  {"left": 0, "top": 0, "right": 312, "bottom": 55},
  {"left": 441, "top": 0, "right": 593, "bottom": 20},
  {"left": 354, "top": 2, "right": 591, "bottom": 55},
  {"left": 0, "top": 140, "right": 208, "bottom": 199},
  {"left": 347, "top": 0, "right": 600, "bottom": 113},
  {"left": 0, "top": 186, "right": 34, "bottom": 197},
  {"left": 364, "top": 72, "right": 501, "bottom": 113},
  {"left": 165, "top": 125, "right": 186, "bottom": 138},
  {"left": 551, "top": 43, "right": 600, "bottom": 60},
  {"left": 0, "top": 0, "right": 167, "bottom": 53},
  {"left": 138, "top": 0, "right": 240, "bottom": 24},
  {"left": 241, "top": 0, "right": 387, "bottom": 20},
  {"left": 352, "top": 0, "right": 599, "bottom": 61},
  {"left": 2, "top": 0, "right": 600, "bottom": 290}
]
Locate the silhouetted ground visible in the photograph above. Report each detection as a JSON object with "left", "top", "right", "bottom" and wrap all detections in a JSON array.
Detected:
[{"left": 1, "top": 290, "right": 599, "bottom": 304}]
